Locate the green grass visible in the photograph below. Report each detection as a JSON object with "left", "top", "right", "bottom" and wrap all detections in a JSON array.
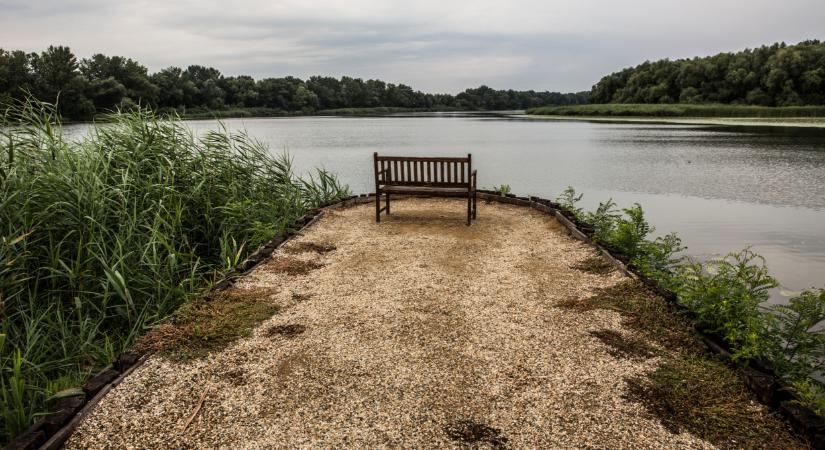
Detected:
[
  {"left": 526, "top": 103, "right": 825, "bottom": 118},
  {"left": 163, "top": 106, "right": 463, "bottom": 121},
  {"left": 170, "top": 107, "right": 295, "bottom": 120},
  {"left": 315, "top": 106, "right": 461, "bottom": 116},
  {"left": 0, "top": 98, "right": 349, "bottom": 443}
]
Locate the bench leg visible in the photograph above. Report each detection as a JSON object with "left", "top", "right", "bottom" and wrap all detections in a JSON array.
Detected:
[
  {"left": 467, "top": 194, "right": 472, "bottom": 226},
  {"left": 472, "top": 192, "right": 477, "bottom": 219},
  {"left": 385, "top": 193, "right": 390, "bottom": 215},
  {"left": 375, "top": 192, "right": 381, "bottom": 222}
]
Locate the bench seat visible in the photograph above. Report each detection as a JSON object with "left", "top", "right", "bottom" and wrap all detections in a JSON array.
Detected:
[{"left": 379, "top": 185, "right": 470, "bottom": 196}]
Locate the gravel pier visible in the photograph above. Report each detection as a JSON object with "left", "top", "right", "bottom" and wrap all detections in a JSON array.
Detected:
[{"left": 66, "top": 198, "right": 794, "bottom": 449}]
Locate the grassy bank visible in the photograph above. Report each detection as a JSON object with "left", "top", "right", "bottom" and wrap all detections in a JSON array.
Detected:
[
  {"left": 167, "top": 106, "right": 463, "bottom": 120},
  {"left": 0, "top": 99, "right": 349, "bottom": 443},
  {"left": 526, "top": 103, "right": 825, "bottom": 118}
]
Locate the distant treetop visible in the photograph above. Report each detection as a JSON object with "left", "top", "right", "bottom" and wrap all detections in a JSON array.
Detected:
[
  {"left": 0, "top": 45, "right": 588, "bottom": 119},
  {"left": 589, "top": 40, "right": 825, "bottom": 106}
]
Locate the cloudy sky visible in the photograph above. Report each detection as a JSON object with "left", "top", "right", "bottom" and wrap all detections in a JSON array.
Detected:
[{"left": 2, "top": 0, "right": 824, "bottom": 93}]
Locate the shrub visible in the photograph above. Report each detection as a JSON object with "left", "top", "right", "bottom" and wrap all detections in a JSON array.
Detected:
[
  {"left": 555, "top": 186, "right": 583, "bottom": 217},
  {"left": 494, "top": 184, "right": 511, "bottom": 196},
  {"left": 582, "top": 198, "right": 620, "bottom": 243},
  {"left": 765, "top": 289, "right": 825, "bottom": 379},
  {"left": 676, "top": 249, "right": 777, "bottom": 361}
]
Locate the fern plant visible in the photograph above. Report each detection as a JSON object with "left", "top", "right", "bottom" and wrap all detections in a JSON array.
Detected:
[
  {"left": 765, "top": 289, "right": 825, "bottom": 379},
  {"left": 556, "top": 186, "right": 583, "bottom": 217},
  {"left": 582, "top": 198, "right": 620, "bottom": 243},
  {"left": 676, "top": 249, "right": 778, "bottom": 361}
]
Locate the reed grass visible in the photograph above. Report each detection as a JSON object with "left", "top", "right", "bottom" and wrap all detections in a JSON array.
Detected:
[{"left": 0, "top": 98, "right": 349, "bottom": 443}]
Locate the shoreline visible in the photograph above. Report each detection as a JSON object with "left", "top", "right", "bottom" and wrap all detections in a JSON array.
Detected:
[{"left": 519, "top": 114, "right": 825, "bottom": 128}]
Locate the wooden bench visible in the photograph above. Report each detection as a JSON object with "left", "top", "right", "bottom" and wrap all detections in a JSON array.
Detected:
[{"left": 373, "top": 153, "right": 477, "bottom": 225}]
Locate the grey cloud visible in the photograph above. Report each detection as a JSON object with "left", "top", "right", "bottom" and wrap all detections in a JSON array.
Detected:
[{"left": 1, "top": 0, "right": 824, "bottom": 93}]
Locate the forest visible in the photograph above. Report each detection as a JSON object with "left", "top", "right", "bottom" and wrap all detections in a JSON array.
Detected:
[
  {"left": 589, "top": 40, "right": 825, "bottom": 106},
  {"left": 0, "top": 45, "right": 588, "bottom": 119}
]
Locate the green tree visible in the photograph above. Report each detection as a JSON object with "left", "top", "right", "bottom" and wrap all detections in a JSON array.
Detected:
[
  {"left": 29, "top": 46, "right": 93, "bottom": 118},
  {"left": 80, "top": 54, "right": 158, "bottom": 110}
]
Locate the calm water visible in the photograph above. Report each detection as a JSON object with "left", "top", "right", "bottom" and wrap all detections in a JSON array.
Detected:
[{"left": 68, "top": 113, "right": 825, "bottom": 301}]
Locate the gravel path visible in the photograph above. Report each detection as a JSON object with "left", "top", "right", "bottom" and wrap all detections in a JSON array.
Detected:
[{"left": 68, "top": 198, "right": 720, "bottom": 448}]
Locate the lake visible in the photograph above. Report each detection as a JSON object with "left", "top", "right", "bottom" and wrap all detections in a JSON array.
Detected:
[{"left": 70, "top": 113, "right": 825, "bottom": 301}]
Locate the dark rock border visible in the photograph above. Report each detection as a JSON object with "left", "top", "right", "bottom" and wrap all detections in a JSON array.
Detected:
[
  {"left": 7, "top": 191, "right": 822, "bottom": 449},
  {"left": 3, "top": 195, "right": 373, "bottom": 450},
  {"left": 478, "top": 189, "right": 825, "bottom": 449}
]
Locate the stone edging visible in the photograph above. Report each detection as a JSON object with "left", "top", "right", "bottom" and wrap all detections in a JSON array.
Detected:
[
  {"left": 3, "top": 194, "right": 375, "bottom": 450},
  {"left": 7, "top": 191, "right": 823, "bottom": 449},
  {"left": 476, "top": 189, "right": 825, "bottom": 448}
]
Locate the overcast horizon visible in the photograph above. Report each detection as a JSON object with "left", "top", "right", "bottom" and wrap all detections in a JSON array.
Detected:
[{"left": 2, "top": 0, "right": 825, "bottom": 94}]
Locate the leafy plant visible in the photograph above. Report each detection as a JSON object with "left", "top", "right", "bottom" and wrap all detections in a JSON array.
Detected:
[
  {"left": 765, "top": 289, "right": 825, "bottom": 379},
  {"left": 494, "top": 184, "right": 511, "bottom": 196},
  {"left": 608, "top": 203, "right": 652, "bottom": 260},
  {"left": 676, "top": 249, "right": 778, "bottom": 361},
  {"left": 791, "top": 377, "right": 825, "bottom": 416},
  {"left": 582, "top": 198, "right": 620, "bottom": 243},
  {"left": 634, "top": 233, "right": 687, "bottom": 291},
  {"left": 556, "top": 186, "right": 583, "bottom": 217}
]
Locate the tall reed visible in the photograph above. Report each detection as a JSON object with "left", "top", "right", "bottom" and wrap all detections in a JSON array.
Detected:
[{"left": 0, "top": 99, "right": 349, "bottom": 442}]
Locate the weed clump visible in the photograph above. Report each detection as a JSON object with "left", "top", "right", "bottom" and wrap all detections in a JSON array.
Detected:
[
  {"left": 625, "top": 355, "right": 801, "bottom": 449},
  {"left": 135, "top": 289, "right": 280, "bottom": 360}
]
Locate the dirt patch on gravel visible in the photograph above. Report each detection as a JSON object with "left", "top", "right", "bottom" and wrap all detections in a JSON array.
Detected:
[
  {"left": 444, "top": 420, "right": 508, "bottom": 449},
  {"left": 590, "top": 329, "right": 659, "bottom": 360},
  {"left": 67, "top": 198, "right": 805, "bottom": 449},
  {"left": 281, "top": 241, "right": 336, "bottom": 254},
  {"left": 261, "top": 256, "right": 325, "bottom": 275},
  {"left": 266, "top": 324, "right": 306, "bottom": 338},
  {"left": 573, "top": 254, "right": 617, "bottom": 275}
]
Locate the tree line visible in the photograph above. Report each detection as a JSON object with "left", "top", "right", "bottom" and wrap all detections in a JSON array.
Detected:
[
  {"left": 0, "top": 45, "right": 588, "bottom": 119},
  {"left": 590, "top": 40, "right": 825, "bottom": 106}
]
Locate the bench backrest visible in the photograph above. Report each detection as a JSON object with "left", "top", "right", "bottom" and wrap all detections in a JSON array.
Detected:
[{"left": 374, "top": 153, "right": 472, "bottom": 187}]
